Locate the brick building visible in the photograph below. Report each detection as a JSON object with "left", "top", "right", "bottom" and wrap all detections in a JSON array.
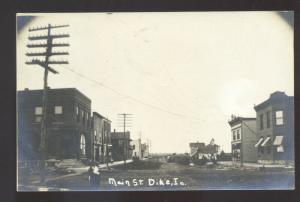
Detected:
[
  {"left": 228, "top": 116, "right": 257, "bottom": 165},
  {"left": 17, "top": 88, "right": 92, "bottom": 160},
  {"left": 111, "top": 130, "right": 132, "bottom": 161},
  {"left": 254, "top": 91, "right": 294, "bottom": 164},
  {"left": 91, "top": 112, "right": 112, "bottom": 163}
]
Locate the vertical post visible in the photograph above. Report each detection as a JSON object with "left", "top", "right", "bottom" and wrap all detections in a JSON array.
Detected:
[
  {"left": 123, "top": 114, "right": 126, "bottom": 166},
  {"left": 39, "top": 24, "right": 52, "bottom": 183}
]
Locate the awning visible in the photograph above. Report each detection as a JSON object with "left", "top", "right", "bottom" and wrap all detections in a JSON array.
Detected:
[
  {"left": 273, "top": 136, "right": 284, "bottom": 146},
  {"left": 254, "top": 138, "right": 264, "bottom": 147},
  {"left": 190, "top": 149, "right": 198, "bottom": 157},
  {"left": 261, "top": 137, "right": 271, "bottom": 147}
]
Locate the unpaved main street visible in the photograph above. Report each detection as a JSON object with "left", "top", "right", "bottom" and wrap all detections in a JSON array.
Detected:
[{"left": 19, "top": 155, "right": 294, "bottom": 191}]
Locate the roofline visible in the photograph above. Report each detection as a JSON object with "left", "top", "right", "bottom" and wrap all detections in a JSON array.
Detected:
[
  {"left": 93, "top": 112, "right": 111, "bottom": 122},
  {"left": 228, "top": 117, "right": 256, "bottom": 126},
  {"left": 18, "top": 87, "right": 91, "bottom": 102}
]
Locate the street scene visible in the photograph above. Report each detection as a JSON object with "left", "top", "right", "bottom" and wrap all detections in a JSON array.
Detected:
[
  {"left": 18, "top": 155, "right": 294, "bottom": 191},
  {"left": 16, "top": 12, "right": 294, "bottom": 191}
]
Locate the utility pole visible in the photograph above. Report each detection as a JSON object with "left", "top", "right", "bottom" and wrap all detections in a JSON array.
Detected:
[
  {"left": 26, "top": 24, "right": 69, "bottom": 183},
  {"left": 117, "top": 113, "right": 132, "bottom": 166}
]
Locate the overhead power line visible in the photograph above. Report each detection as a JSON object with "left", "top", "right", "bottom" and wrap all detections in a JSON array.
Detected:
[{"left": 61, "top": 66, "right": 206, "bottom": 122}]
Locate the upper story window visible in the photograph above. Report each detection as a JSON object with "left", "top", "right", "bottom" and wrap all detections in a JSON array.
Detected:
[
  {"left": 76, "top": 106, "right": 79, "bottom": 115},
  {"left": 54, "top": 106, "right": 63, "bottom": 114},
  {"left": 35, "top": 107, "right": 43, "bottom": 115},
  {"left": 266, "top": 111, "right": 271, "bottom": 128},
  {"left": 275, "top": 110, "right": 283, "bottom": 125},
  {"left": 232, "top": 131, "right": 236, "bottom": 141},
  {"left": 260, "top": 114, "right": 264, "bottom": 130},
  {"left": 236, "top": 129, "right": 240, "bottom": 140},
  {"left": 34, "top": 106, "right": 43, "bottom": 122}
]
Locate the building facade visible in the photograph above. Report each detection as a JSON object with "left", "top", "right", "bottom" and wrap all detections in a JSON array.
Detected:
[
  {"left": 111, "top": 131, "right": 132, "bottom": 161},
  {"left": 189, "top": 142, "right": 205, "bottom": 160},
  {"left": 131, "top": 139, "right": 142, "bottom": 159},
  {"left": 228, "top": 116, "right": 257, "bottom": 165},
  {"left": 189, "top": 141, "right": 220, "bottom": 160},
  {"left": 91, "top": 112, "right": 112, "bottom": 163},
  {"left": 18, "top": 88, "right": 92, "bottom": 160},
  {"left": 254, "top": 91, "right": 294, "bottom": 164},
  {"left": 141, "top": 143, "right": 149, "bottom": 158}
]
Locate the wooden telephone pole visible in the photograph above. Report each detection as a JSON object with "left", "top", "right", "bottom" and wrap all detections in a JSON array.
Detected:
[
  {"left": 26, "top": 24, "right": 69, "bottom": 183},
  {"left": 117, "top": 113, "right": 132, "bottom": 166}
]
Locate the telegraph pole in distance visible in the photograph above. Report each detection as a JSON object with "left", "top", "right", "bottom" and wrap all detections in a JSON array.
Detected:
[
  {"left": 117, "top": 113, "right": 132, "bottom": 166},
  {"left": 26, "top": 24, "right": 69, "bottom": 183}
]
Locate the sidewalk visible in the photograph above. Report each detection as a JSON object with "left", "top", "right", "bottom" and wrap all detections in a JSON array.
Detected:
[
  {"left": 218, "top": 161, "right": 294, "bottom": 169},
  {"left": 30, "top": 159, "right": 133, "bottom": 184}
]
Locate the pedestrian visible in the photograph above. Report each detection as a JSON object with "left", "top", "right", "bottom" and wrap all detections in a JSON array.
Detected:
[
  {"left": 88, "top": 165, "right": 93, "bottom": 184},
  {"left": 93, "top": 165, "right": 100, "bottom": 187}
]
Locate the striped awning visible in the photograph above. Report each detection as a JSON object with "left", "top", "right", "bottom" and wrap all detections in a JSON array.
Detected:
[
  {"left": 273, "top": 136, "right": 284, "bottom": 146},
  {"left": 190, "top": 149, "right": 198, "bottom": 157},
  {"left": 254, "top": 138, "right": 264, "bottom": 147},
  {"left": 261, "top": 137, "right": 271, "bottom": 147}
]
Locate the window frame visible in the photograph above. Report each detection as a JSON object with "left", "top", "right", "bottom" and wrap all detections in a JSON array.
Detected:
[
  {"left": 260, "top": 114, "right": 264, "bottom": 130},
  {"left": 54, "top": 105, "right": 63, "bottom": 115},
  {"left": 275, "top": 110, "right": 284, "bottom": 125},
  {"left": 266, "top": 111, "right": 271, "bottom": 128}
]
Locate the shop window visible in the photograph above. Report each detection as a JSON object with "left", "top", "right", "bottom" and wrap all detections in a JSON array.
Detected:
[
  {"left": 275, "top": 111, "right": 283, "bottom": 125},
  {"left": 267, "top": 146, "right": 271, "bottom": 154},
  {"left": 80, "top": 135, "right": 86, "bottom": 156}
]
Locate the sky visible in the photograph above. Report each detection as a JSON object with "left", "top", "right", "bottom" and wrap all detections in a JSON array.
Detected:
[{"left": 16, "top": 12, "right": 294, "bottom": 153}]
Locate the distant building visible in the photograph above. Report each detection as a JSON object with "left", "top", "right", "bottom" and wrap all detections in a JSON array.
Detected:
[
  {"left": 18, "top": 88, "right": 92, "bottom": 160},
  {"left": 111, "top": 130, "right": 132, "bottom": 161},
  {"left": 189, "top": 140, "right": 220, "bottom": 160},
  {"left": 141, "top": 143, "right": 149, "bottom": 158},
  {"left": 91, "top": 112, "right": 112, "bottom": 163},
  {"left": 189, "top": 142, "right": 205, "bottom": 159},
  {"left": 131, "top": 139, "right": 142, "bottom": 159},
  {"left": 228, "top": 116, "right": 257, "bottom": 165},
  {"left": 254, "top": 91, "right": 294, "bottom": 164}
]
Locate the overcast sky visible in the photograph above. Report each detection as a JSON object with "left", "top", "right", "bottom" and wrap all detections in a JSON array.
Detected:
[{"left": 17, "top": 12, "right": 293, "bottom": 153}]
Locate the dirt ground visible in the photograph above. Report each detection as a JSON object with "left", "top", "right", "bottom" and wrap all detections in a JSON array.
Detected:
[{"left": 18, "top": 156, "right": 294, "bottom": 191}]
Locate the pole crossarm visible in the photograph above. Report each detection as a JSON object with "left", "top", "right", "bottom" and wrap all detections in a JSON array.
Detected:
[
  {"left": 25, "top": 60, "right": 59, "bottom": 74},
  {"left": 27, "top": 43, "right": 70, "bottom": 48},
  {"left": 26, "top": 51, "right": 69, "bottom": 56},
  {"left": 28, "top": 34, "right": 70, "bottom": 40},
  {"left": 29, "top": 24, "right": 69, "bottom": 32}
]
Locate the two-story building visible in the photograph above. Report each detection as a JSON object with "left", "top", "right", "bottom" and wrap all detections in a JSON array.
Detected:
[
  {"left": 228, "top": 116, "right": 257, "bottom": 165},
  {"left": 17, "top": 88, "right": 92, "bottom": 160},
  {"left": 254, "top": 91, "right": 294, "bottom": 164},
  {"left": 111, "top": 130, "right": 132, "bottom": 161},
  {"left": 91, "top": 112, "right": 112, "bottom": 163}
]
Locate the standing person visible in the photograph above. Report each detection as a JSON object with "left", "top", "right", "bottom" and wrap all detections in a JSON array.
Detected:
[
  {"left": 93, "top": 165, "right": 100, "bottom": 187},
  {"left": 88, "top": 165, "right": 96, "bottom": 188},
  {"left": 88, "top": 165, "right": 93, "bottom": 185}
]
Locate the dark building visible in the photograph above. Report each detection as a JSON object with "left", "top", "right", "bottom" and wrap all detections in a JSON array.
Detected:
[
  {"left": 228, "top": 116, "right": 257, "bottom": 165},
  {"left": 17, "top": 88, "right": 92, "bottom": 160},
  {"left": 254, "top": 91, "right": 294, "bottom": 164},
  {"left": 111, "top": 130, "right": 132, "bottom": 161},
  {"left": 92, "top": 112, "right": 112, "bottom": 163}
]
